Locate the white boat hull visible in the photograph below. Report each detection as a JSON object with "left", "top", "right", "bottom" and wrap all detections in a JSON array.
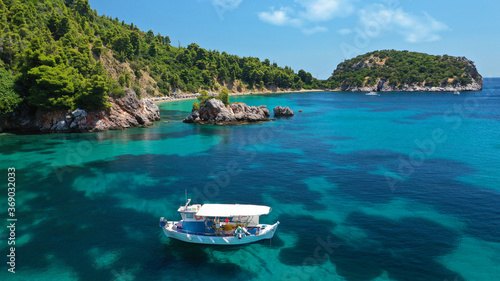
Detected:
[{"left": 162, "top": 221, "right": 280, "bottom": 245}]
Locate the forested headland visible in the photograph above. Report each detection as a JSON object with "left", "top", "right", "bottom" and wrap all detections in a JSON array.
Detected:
[
  {"left": 0, "top": 0, "right": 321, "bottom": 115},
  {"left": 326, "top": 50, "right": 482, "bottom": 91}
]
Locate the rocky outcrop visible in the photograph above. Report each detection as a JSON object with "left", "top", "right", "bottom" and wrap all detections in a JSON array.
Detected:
[
  {"left": 184, "top": 99, "right": 270, "bottom": 124},
  {"left": 0, "top": 89, "right": 160, "bottom": 133},
  {"left": 273, "top": 106, "right": 294, "bottom": 117},
  {"left": 231, "top": 103, "right": 270, "bottom": 121}
]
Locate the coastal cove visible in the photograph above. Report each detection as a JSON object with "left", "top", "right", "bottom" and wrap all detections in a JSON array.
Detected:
[
  {"left": 0, "top": 0, "right": 484, "bottom": 134},
  {"left": 1, "top": 78, "right": 499, "bottom": 281},
  {"left": 147, "top": 89, "right": 322, "bottom": 104}
]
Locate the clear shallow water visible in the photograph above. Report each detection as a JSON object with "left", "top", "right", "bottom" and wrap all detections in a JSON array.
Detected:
[{"left": 1, "top": 79, "right": 500, "bottom": 281}]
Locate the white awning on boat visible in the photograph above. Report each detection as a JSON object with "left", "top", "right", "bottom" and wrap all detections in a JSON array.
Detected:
[{"left": 195, "top": 204, "right": 271, "bottom": 217}]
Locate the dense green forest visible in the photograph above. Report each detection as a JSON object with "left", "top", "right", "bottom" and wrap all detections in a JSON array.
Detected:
[
  {"left": 326, "top": 50, "right": 481, "bottom": 89},
  {"left": 0, "top": 0, "right": 320, "bottom": 114}
]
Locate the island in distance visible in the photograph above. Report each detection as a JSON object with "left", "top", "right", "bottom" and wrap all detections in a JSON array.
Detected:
[{"left": 326, "top": 50, "right": 483, "bottom": 92}]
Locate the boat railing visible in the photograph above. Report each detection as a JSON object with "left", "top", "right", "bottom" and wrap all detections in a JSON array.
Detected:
[
  {"left": 177, "top": 229, "right": 205, "bottom": 236},
  {"left": 176, "top": 225, "right": 262, "bottom": 237}
]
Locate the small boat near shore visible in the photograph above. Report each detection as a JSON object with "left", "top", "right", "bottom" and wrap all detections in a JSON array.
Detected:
[
  {"left": 159, "top": 199, "right": 279, "bottom": 245},
  {"left": 453, "top": 91, "right": 461, "bottom": 95},
  {"left": 366, "top": 91, "right": 380, "bottom": 96}
]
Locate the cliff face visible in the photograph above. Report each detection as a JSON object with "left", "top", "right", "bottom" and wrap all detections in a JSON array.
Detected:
[
  {"left": 0, "top": 89, "right": 160, "bottom": 133},
  {"left": 329, "top": 50, "right": 483, "bottom": 92}
]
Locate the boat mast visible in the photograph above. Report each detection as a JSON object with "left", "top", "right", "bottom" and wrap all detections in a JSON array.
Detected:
[{"left": 184, "top": 198, "right": 191, "bottom": 209}]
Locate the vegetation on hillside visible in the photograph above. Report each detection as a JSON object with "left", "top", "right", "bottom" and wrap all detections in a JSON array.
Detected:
[
  {"left": 327, "top": 50, "right": 481, "bottom": 89},
  {"left": 0, "top": 0, "right": 320, "bottom": 114},
  {"left": 0, "top": 68, "right": 21, "bottom": 113}
]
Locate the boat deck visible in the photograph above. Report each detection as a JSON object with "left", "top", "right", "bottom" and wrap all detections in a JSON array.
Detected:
[{"left": 165, "top": 221, "right": 272, "bottom": 237}]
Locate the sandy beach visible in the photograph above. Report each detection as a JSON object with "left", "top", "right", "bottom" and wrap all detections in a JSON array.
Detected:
[{"left": 147, "top": 89, "right": 324, "bottom": 104}]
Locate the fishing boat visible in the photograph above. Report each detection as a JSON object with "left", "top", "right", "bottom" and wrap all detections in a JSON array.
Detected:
[{"left": 159, "top": 199, "right": 280, "bottom": 245}]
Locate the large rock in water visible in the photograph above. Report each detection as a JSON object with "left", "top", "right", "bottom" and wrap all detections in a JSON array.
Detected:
[
  {"left": 0, "top": 89, "right": 160, "bottom": 132},
  {"left": 184, "top": 99, "right": 270, "bottom": 124},
  {"left": 273, "top": 106, "right": 294, "bottom": 117}
]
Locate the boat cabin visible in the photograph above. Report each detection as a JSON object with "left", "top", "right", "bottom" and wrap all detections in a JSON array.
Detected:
[{"left": 173, "top": 202, "right": 271, "bottom": 236}]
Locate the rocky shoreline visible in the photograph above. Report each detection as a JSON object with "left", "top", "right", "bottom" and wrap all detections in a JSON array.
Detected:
[
  {"left": 147, "top": 89, "right": 322, "bottom": 104},
  {"left": 0, "top": 79, "right": 483, "bottom": 134},
  {"left": 145, "top": 81, "right": 483, "bottom": 107},
  {"left": 0, "top": 89, "right": 160, "bottom": 133},
  {"left": 338, "top": 79, "right": 483, "bottom": 92}
]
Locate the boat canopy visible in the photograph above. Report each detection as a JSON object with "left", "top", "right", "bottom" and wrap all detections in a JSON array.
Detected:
[{"left": 196, "top": 204, "right": 271, "bottom": 217}]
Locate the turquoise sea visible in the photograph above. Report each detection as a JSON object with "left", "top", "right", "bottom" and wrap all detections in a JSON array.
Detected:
[{"left": 1, "top": 79, "right": 500, "bottom": 281}]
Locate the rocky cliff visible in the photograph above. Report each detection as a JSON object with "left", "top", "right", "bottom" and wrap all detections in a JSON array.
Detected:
[
  {"left": 184, "top": 99, "right": 270, "bottom": 124},
  {"left": 0, "top": 89, "right": 160, "bottom": 133}
]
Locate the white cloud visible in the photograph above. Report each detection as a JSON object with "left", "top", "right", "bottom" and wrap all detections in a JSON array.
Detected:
[
  {"left": 257, "top": 0, "right": 447, "bottom": 40},
  {"left": 296, "top": 0, "right": 353, "bottom": 21},
  {"left": 338, "top": 28, "right": 352, "bottom": 35},
  {"left": 258, "top": 0, "right": 354, "bottom": 35},
  {"left": 258, "top": 7, "right": 301, "bottom": 27},
  {"left": 358, "top": 4, "right": 449, "bottom": 43},
  {"left": 302, "top": 26, "right": 329, "bottom": 35}
]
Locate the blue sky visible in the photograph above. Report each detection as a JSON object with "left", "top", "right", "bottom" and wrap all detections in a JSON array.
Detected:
[{"left": 89, "top": 0, "right": 500, "bottom": 79}]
